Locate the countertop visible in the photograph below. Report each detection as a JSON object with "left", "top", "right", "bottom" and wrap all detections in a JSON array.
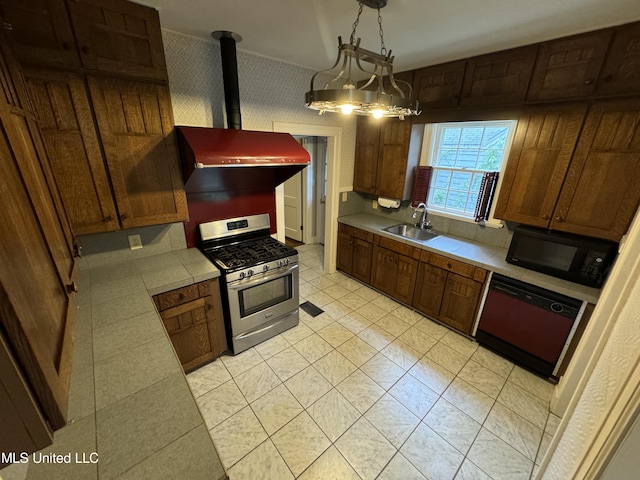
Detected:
[
  {"left": 22, "top": 248, "right": 227, "bottom": 480},
  {"left": 339, "top": 213, "right": 601, "bottom": 304}
]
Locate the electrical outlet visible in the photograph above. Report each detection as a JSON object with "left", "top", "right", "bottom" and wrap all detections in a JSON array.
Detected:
[
  {"left": 342, "top": 192, "right": 348, "bottom": 202},
  {"left": 372, "top": 200, "right": 378, "bottom": 209},
  {"left": 128, "top": 234, "right": 142, "bottom": 250}
]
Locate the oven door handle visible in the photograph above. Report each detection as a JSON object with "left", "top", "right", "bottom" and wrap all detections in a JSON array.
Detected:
[{"left": 227, "top": 263, "right": 298, "bottom": 291}]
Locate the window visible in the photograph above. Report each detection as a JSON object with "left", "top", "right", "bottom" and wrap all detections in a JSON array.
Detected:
[{"left": 423, "top": 120, "right": 516, "bottom": 221}]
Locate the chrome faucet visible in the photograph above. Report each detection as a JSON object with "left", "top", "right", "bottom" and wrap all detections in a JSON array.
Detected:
[{"left": 412, "top": 202, "right": 432, "bottom": 230}]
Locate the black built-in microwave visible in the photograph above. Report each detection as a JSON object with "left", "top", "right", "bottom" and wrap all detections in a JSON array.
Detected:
[{"left": 506, "top": 225, "right": 618, "bottom": 288}]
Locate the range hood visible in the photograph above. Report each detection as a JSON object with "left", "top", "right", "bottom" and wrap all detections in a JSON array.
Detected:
[{"left": 177, "top": 31, "right": 309, "bottom": 194}]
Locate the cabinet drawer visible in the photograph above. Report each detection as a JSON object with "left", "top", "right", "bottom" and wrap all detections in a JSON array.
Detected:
[
  {"left": 340, "top": 224, "right": 374, "bottom": 242},
  {"left": 427, "top": 252, "right": 478, "bottom": 279},
  {"left": 154, "top": 283, "right": 201, "bottom": 310},
  {"left": 377, "top": 236, "right": 420, "bottom": 259}
]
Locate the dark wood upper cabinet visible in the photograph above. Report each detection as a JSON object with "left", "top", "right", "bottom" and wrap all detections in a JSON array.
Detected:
[
  {"left": 413, "top": 60, "right": 466, "bottom": 109},
  {"left": 25, "top": 68, "right": 119, "bottom": 234},
  {"left": 0, "top": 0, "right": 80, "bottom": 67},
  {"left": 460, "top": 45, "right": 537, "bottom": 107},
  {"left": 551, "top": 100, "right": 640, "bottom": 241},
  {"left": 353, "top": 116, "right": 381, "bottom": 195},
  {"left": 67, "top": 0, "right": 168, "bottom": 81},
  {"left": 494, "top": 106, "right": 587, "bottom": 227},
  {"left": 527, "top": 31, "right": 612, "bottom": 102},
  {"left": 87, "top": 76, "right": 188, "bottom": 229},
  {"left": 596, "top": 22, "right": 640, "bottom": 97}
]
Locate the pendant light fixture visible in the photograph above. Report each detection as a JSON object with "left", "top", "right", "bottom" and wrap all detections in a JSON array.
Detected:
[{"left": 305, "top": 0, "right": 419, "bottom": 120}]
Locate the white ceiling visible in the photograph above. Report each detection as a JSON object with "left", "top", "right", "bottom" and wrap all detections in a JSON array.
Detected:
[{"left": 138, "top": 0, "right": 640, "bottom": 73}]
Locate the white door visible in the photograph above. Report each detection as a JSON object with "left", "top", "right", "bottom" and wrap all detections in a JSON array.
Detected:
[
  {"left": 315, "top": 138, "right": 328, "bottom": 245},
  {"left": 283, "top": 171, "right": 303, "bottom": 241}
]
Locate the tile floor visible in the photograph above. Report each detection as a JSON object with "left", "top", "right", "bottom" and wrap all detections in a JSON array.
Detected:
[{"left": 187, "top": 244, "right": 560, "bottom": 480}]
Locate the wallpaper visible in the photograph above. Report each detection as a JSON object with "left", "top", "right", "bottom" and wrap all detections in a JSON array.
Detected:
[{"left": 161, "top": 29, "right": 357, "bottom": 189}]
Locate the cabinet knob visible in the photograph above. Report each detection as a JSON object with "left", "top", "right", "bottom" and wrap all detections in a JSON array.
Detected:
[
  {"left": 542, "top": 214, "right": 550, "bottom": 220},
  {"left": 555, "top": 216, "right": 564, "bottom": 222},
  {"left": 66, "top": 282, "right": 78, "bottom": 294},
  {"left": 120, "top": 213, "right": 128, "bottom": 220},
  {"left": 584, "top": 79, "right": 592, "bottom": 85},
  {"left": 447, "top": 262, "right": 452, "bottom": 269},
  {"left": 4, "top": 22, "right": 13, "bottom": 31},
  {"left": 103, "top": 215, "right": 114, "bottom": 222},
  {"left": 178, "top": 293, "right": 185, "bottom": 300}
]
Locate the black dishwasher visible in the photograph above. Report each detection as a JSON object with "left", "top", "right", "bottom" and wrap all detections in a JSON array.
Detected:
[{"left": 476, "top": 274, "right": 582, "bottom": 377}]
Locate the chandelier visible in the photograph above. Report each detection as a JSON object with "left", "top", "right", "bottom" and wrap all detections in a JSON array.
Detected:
[{"left": 305, "top": 0, "right": 419, "bottom": 120}]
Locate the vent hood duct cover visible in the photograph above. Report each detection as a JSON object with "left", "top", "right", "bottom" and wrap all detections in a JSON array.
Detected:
[{"left": 177, "top": 126, "right": 310, "bottom": 194}]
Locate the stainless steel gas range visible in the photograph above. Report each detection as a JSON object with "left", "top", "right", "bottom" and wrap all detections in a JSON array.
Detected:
[{"left": 199, "top": 214, "right": 299, "bottom": 354}]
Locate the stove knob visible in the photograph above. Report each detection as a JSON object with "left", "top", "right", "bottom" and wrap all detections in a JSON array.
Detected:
[
  {"left": 277, "top": 260, "right": 283, "bottom": 268},
  {"left": 284, "top": 258, "right": 289, "bottom": 266},
  {"left": 247, "top": 269, "right": 254, "bottom": 277},
  {"left": 239, "top": 272, "right": 245, "bottom": 280},
  {"left": 263, "top": 265, "right": 269, "bottom": 273}
]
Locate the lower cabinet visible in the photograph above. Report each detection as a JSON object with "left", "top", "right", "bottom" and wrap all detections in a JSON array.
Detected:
[
  {"left": 413, "top": 251, "right": 487, "bottom": 335},
  {"left": 153, "top": 279, "right": 227, "bottom": 372},
  {"left": 370, "top": 237, "right": 420, "bottom": 306},
  {"left": 337, "top": 224, "right": 374, "bottom": 283}
]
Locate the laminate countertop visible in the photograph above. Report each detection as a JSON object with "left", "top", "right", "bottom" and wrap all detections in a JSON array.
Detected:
[
  {"left": 21, "top": 248, "right": 227, "bottom": 480},
  {"left": 339, "top": 213, "right": 601, "bottom": 304}
]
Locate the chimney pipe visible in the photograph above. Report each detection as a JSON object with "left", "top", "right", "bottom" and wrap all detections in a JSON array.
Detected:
[{"left": 211, "top": 31, "right": 242, "bottom": 130}]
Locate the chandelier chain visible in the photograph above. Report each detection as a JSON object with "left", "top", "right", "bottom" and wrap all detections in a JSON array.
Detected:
[
  {"left": 377, "top": 7, "right": 387, "bottom": 56},
  {"left": 350, "top": 3, "right": 364, "bottom": 45}
]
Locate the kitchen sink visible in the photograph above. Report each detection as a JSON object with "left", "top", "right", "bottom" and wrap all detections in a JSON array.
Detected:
[{"left": 382, "top": 224, "right": 442, "bottom": 242}]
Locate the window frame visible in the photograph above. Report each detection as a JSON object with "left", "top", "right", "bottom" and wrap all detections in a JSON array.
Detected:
[{"left": 420, "top": 120, "right": 517, "bottom": 227}]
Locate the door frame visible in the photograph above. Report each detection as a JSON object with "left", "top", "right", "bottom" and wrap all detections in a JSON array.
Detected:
[{"left": 273, "top": 122, "right": 342, "bottom": 273}]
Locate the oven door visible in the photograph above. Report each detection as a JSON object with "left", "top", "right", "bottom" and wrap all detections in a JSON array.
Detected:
[{"left": 226, "top": 263, "right": 299, "bottom": 337}]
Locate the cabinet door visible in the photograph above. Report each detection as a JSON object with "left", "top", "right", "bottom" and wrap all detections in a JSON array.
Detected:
[
  {"left": 352, "top": 238, "right": 372, "bottom": 284},
  {"left": 353, "top": 116, "right": 380, "bottom": 194},
  {"left": 370, "top": 246, "right": 397, "bottom": 296},
  {"left": 412, "top": 262, "right": 447, "bottom": 318},
  {"left": 0, "top": 0, "right": 80, "bottom": 67},
  {"left": 393, "top": 254, "right": 418, "bottom": 305},
  {"left": 0, "top": 33, "right": 75, "bottom": 432},
  {"left": 25, "top": 69, "right": 119, "bottom": 234},
  {"left": 439, "top": 273, "right": 482, "bottom": 335},
  {"left": 88, "top": 76, "right": 188, "bottom": 228},
  {"left": 66, "top": 0, "right": 167, "bottom": 81},
  {"left": 460, "top": 46, "right": 537, "bottom": 107},
  {"left": 597, "top": 22, "right": 640, "bottom": 97},
  {"left": 375, "top": 118, "right": 411, "bottom": 199},
  {"left": 413, "top": 60, "right": 466, "bottom": 109},
  {"left": 494, "top": 106, "right": 586, "bottom": 226},
  {"left": 336, "top": 231, "right": 354, "bottom": 275},
  {"left": 551, "top": 100, "right": 640, "bottom": 241},
  {"left": 527, "top": 31, "right": 612, "bottom": 102}
]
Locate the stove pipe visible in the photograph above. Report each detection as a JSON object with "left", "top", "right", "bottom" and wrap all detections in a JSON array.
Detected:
[{"left": 211, "top": 31, "right": 242, "bottom": 130}]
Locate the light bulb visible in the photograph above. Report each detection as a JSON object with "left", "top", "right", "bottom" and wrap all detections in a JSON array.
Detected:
[
  {"left": 341, "top": 104, "right": 354, "bottom": 115},
  {"left": 372, "top": 109, "right": 384, "bottom": 119}
]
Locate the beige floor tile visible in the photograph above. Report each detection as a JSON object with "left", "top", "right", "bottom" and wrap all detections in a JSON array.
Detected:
[
  {"left": 302, "top": 313, "right": 335, "bottom": 332},
  {"left": 372, "top": 294, "right": 401, "bottom": 312},
  {"left": 408, "top": 356, "right": 456, "bottom": 394},
  {"left": 471, "top": 346, "right": 515, "bottom": 378},
  {"left": 197, "top": 380, "right": 248, "bottom": 429},
  {"left": 376, "top": 313, "right": 412, "bottom": 337},
  {"left": 285, "top": 366, "right": 333, "bottom": 408},
  {"left": 388, "top": 374, "right": 440, "bottom": 419},
  {"left": 401, "top": 423, "right": 464, "bottom": 480},
  {"left": 337, "top": 312, "right": 373, "bottom": 334},
  {"left": 536, "top": 432, "right": 553, "bottom": 465},
  {"left": 458, "top": 360, "right": 507, "bottom": 399},
  {"left": 250, "top": 384, "right": 303, "bottom": 435},
  {"left": 484, "top": 403, "right": 543, "bottom": 461},
  {"left": 361, "top": 353, "right": 406, "bottom": 389},
  {"left": 307, "top": 389, "right": 361, "bottom": 441},
  {"left": 354, "top": 285, "right": 380, "bottom": 302},
  {"left": 186, "top": 359, "right": 231, "bottom": 398},
  {"left": 321, "top": 300, "right": 352, "bottom": 320},
  {"left": 364, "top": 394, "right": 420, "bottom": 447},
  {"left": 354, "top": 302, "right": 388, "bottom": 322},
  {"left": 254, "top": 334, "right": 291, "bottom": 359},
  {"left": 209, "top": 407, "right": 268, "bottom": 470},
  {"left": 271, "top": 412, "right": 331, "bottom": 476},
  {"left": 297, "top": 446, "right": 361, "bottom": 480},
  {"left": 454, "top": 459, "right": 492, "bottom": 480},
  {"left": 340, "top": 292, "right": 370, "bottom": 310},
  {"left": 233, "top": 362, "right": 282, "bottom": 403},
  {"left": 314, "top": 350, "right": 358, "bottom": 385},
  {"left": 281, "top": 322, "right": 314, "bottom": 345},
  {"left": 466, "top": 428, "right": 534, "bottom": 480},
  {"left": 508, "top": 366, "right": 555, "bottom": 403},
  {"left": 398, "top": 327, "right": 438, "bottom": 354},
  {"left": 265, "top": 346, "right": 310, "bottom": 381},
  {"left": 496, "top": 381, "right": 548, "bottom": 429},
  {"left": 337, "top": 370, "right": 385, "bottom": 413},
  {"left": 412, "top": 317, "right": 448, "bottom": 339},
  {"left": 424, "top": 342, "right": 470, "bottom": 375},
  {"left": 391, "top": 305, "right": 424, "bottom": 326},
  {"left": 440, "top": 330, "right": 479, "bottom": 357},
  {"left": 377, "top": 452, "right": 427, "bottom": 480},
  {"left": 227, "top": 440, "right": 293, "bottom": 480},
  {"left": 307, "top": 291, "right": 335, "bottom": 308},
  {"left": 545, "top": 413, "right": 561, "bottom": 435},
  {"left": 323, "top": 284, "right": 351, "bottom": 300},
  {"left": 220, "top": 348, "right": 264, "bottom": 377},
  {"left": 317, "top": 322, "right": 355, "bottom": 347},
  {"left": 293, "top": 333, "right": 334, "bottom": 363},
  {"left": 337, "top": 336, "right": 377, "bottom": 367},
  {"left": 307, "top": 276, "right": 335, "bottom": 290},
  {"left": 442, "top": 378, "right": 494, "bottom": 424},
  {"left": 335, "top": 418, "right": 396, "bottom": 480},
  {"left": 424, "top": 398, "right": 481, "bottom": 455},
  {"left": 358, "top": 324, "right": 396, "bottom": 351}
]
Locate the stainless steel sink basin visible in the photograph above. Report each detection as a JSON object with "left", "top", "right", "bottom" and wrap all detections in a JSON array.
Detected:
[{"left": 382, "top": 224, "right": 442, "bottom": 242}]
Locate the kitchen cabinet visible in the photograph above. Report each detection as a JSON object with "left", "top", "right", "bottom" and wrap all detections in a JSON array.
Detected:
[
  {"left": 370, "top": 236, "right": 419, "bottom": 305},
  {"left": 413, "top": 251, "right": 487, "bottom": 335},
  {"left": 25, "top": 68, "right": 119, "bottom": 234},
  {"left": 2, "top": 0, "right": 167, "bottom": 81},
  {"left": 0, "top": 27, "right": 76, "bottom": 457},
  {"left": 87, "top": 76, "right": 188, "bottom": 229},
  {"left": 526, "top": 30, "right": 612, "bottom": 102},
  {"left": 337, "top": 224, "right": 373, "bottom": 284},
  {"left": 494, "top": 106, "right": 587, "bottom": 228},
  {"left": 413, "top": 60, "right": 466, "bottom": 110},
  {"left": 153, "top": 279, "right": 227, "bottom": 372},
  {"left": 460, "top": 45, "right": 537, "bottom": 107},
  {"left": 596, "top": 22, "right": 640, "bottom": 97},
  {"left": 495, "top": 101, "right": 640, "bottom": 242},
  {"left": 353, "top": 116, "right": 420, "bottom": 200}
]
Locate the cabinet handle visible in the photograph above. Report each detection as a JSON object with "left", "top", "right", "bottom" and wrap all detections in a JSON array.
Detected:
[
  {"left": 103, "top": 215, "right": 114, "bottom": 222},
  {"left": 541, "top": 214, "right": 550, "bottom": 220},
  {"left": 178, "top": 293, "right": 185, "bottom": 300},
  {"left": 447, "top": 262, "right": 452, "bottom": 269},
  {"left": 66, "top": 282, "right": 78, "bottom": 294},
  {"left": 120, "top": 213, "right": 128, "bottom": 220},
  {"left": 3, "top": 22, "right": 13, "bottom": 31},
  {"left": 584, "top": 79, "right": 592, "bottom": 85},
  {"left": 555, "top": 216, "right": 564, "bottom": 222}
]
